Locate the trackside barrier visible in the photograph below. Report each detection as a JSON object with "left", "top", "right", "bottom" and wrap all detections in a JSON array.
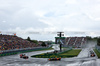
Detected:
[
  {"left": 96, "top": 45, "right": 100, "bottom": 53},
  {"left": 0, "top": 47, "right": 51, "bottom": 57}
]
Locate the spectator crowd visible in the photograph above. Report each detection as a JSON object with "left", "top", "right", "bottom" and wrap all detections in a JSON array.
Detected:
[
  {"left": 0, "top": 34, "right": 40, "bottom": 51},
  {"left": 66, "top": 37, "right": 87, "bottom": 47}
]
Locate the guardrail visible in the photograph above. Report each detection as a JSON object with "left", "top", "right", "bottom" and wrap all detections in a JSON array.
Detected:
[
  {"left": 0, "top": 47, "right": 50, "bottom": 57},
  {"left": 0, "top": 47, "right": 48, "bottom": 53}
]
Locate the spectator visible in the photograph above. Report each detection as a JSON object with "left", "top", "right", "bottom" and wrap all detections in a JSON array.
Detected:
[{"left": 0, "top": 34, "right": 40, "bottom": 51}]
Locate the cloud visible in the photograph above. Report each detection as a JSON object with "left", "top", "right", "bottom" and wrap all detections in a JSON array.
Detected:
[
  {"left": 2, "top": 21, "right": 6, "bottom": 23},
  {"left": 0, "top": 0, "right": 100, "bottom": 40},
  {"left": 65, "top": 0, "right": 79, "bottom": 4}
]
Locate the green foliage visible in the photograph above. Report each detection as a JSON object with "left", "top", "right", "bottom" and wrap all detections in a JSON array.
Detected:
[
  {"left": 60, "top": 49, "right": 81, "bottom": 55},
  {"left": 86, "top": 36, "right": 92, "bottom": 40},
  {"left": 94, "top": 49, "right": 100, "bottom": 58},
  {"left": 97, "top": 37, "right": 100, "bottom": 46},
  {"left": 26, "top": 37, "right": 38, "bottom": 44},
  {"left": 31, "top": 40, "right": 38, "bottom": 44},
  {"left": 27, "top": 36, "right": 31, "bottom": 41},
  {"left": 41, "top": 42, "right": 46, "bottom": 47},
  {"left": 94, "top": 37, "right": 98, "bottom": 39}
]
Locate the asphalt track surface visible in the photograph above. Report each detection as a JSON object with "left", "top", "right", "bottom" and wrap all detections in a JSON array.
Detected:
[{"left": 0, "top": 41, "right": 100, "bottom": 66}]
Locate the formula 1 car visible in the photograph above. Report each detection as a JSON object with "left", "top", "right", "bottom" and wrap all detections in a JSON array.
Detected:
[
  {"left": 48, "top": 57, "right": 61, "bottom": 61},
  {"left": 20, "top": 54, "right": 29, "bottom": 59},
  {"left": 90, "top": 51, "right": 95, "bottom": 57},
  {"left": 91, "top": 54, "right": 95, "bottom": 57}
]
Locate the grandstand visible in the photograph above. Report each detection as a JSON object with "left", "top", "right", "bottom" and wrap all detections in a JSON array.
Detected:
[
  {"left": 0, "top": 34, "right": 87, "bottom": 52},
  {"left": 0, "top": 34, "right": 40, "bottom": 51},
  {"left": 65, "top": 37, "right": 87, "bottom": 48},
  {"left": 55, "top": 36, "right": 87, "bottom": 48}
]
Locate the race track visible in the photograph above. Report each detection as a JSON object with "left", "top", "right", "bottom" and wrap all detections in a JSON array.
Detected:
[
  {"left": 0, "top": 41, "right": 100, "bottom": 66},
  {"left": 0, "top": 49, "right": 99, "bottom": 66}
]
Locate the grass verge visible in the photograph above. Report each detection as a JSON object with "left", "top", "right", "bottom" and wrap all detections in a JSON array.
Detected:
[
  {"left": 94, "top": 49, "right": 100, "bottom": 58},
  {"left": 60, "top": 49, "right": 81, "bottom": 56},
  {"left": 31, "top": 49, "right": 81, "bottom": 58}
]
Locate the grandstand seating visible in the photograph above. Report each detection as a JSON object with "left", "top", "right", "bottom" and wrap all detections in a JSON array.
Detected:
[
  {"left": 0, "top": 34, "right": 87, "bottom": 51},
  {"left": 0, "top": 34, "right": 40, "bottom": 51},
  {"left": 66, "top": 37, "right": 87, "bottom": 47}
]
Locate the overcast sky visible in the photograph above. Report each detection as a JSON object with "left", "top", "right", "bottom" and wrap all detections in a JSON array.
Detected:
[{"left": 0, "top": 0, "right": 100, "bottom": 41}]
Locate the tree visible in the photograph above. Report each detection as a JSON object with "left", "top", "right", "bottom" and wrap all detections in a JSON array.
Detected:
[
  {"left": 97, "top": 37, "right": 100, "bottom": 46},
  {"left": 86, "top": 36, "right": 92, "bottom": 40},
  {"left": 41, "top": 42, "right": 46, "bottom": 47},
  {"left": 31, "top": 40, "right": 38, "bottom": 44},
  {"left": 27, "top": 36, "right": 31, "bottom": 41}
]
